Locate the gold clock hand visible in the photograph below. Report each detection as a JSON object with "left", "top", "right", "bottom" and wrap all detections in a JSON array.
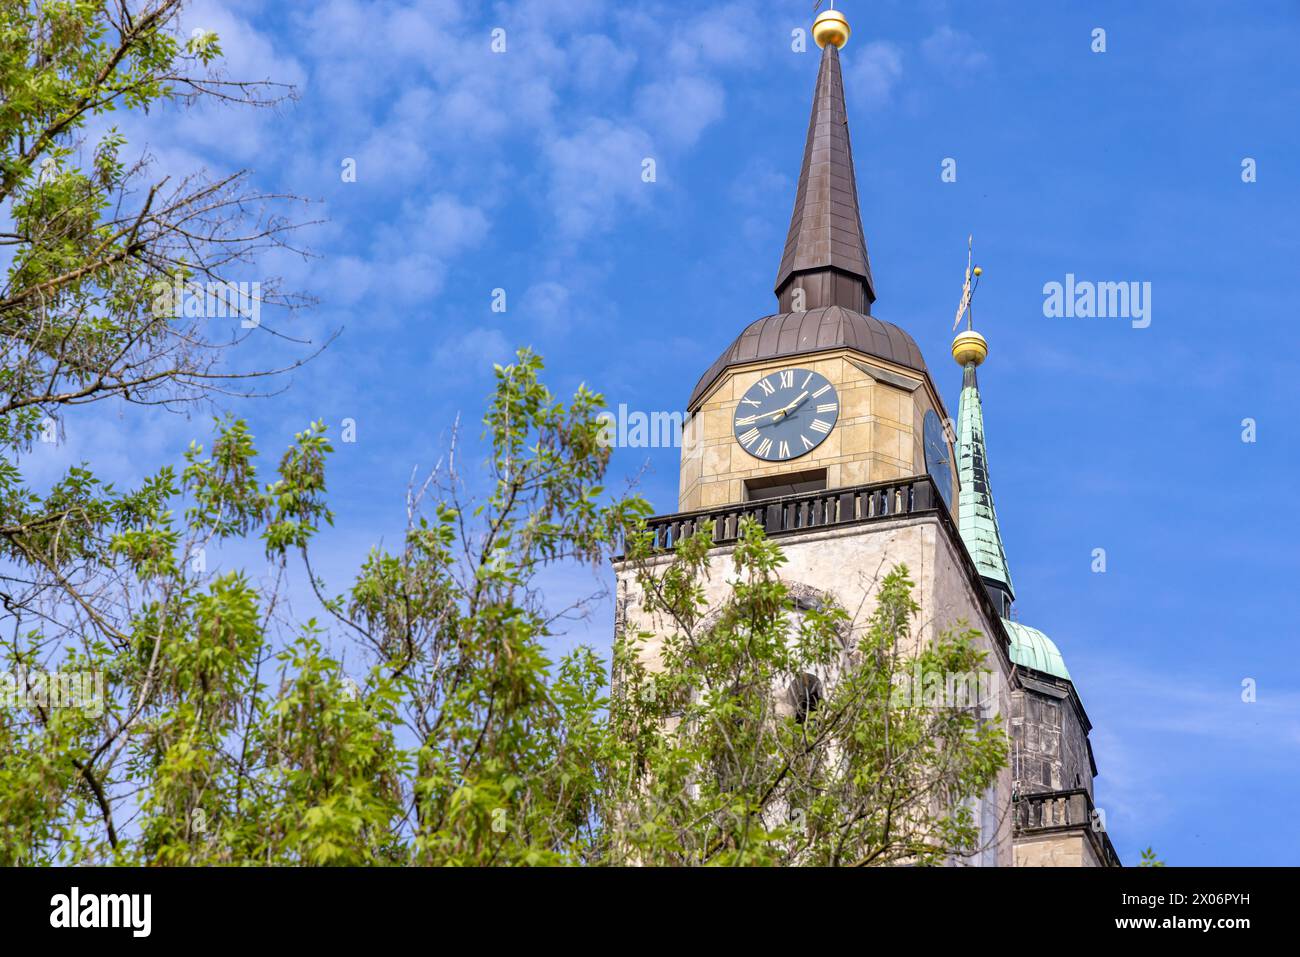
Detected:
[
  {"left": 738, "top": 390, "right": 812, "bottom": 428},
  {"left": 774, "top": 391, "right": 809, "bottom": 420}
]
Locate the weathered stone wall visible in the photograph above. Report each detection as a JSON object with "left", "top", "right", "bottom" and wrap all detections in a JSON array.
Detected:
[
  {"left": 1010, "top": 680, "right": 1094, "bottom": 797},
  {"left": 1014, "top": 832, "right": 1103, "bottom": 867}
]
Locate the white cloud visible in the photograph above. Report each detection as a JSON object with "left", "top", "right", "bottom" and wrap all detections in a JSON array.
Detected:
[
  {"left": 847, "top": 41, "right": 904, "bottom": 111},
  {"left": 518, "top": 281, "right": 579, "bottom": 337},
  {"left": 730, "top": 159, "right": 789, "bottom": 209},
  {"left": 544, "top": 118, "right": 656, "bottom": 240},
  {"left": 570, "top": 34, "right": 638, "bottom": 96},
  {"left": 921, "top": 26, "right": 990, "bottom": 78},
  {"left": 275, "top": 0, "right": 772, "bottom": 245},
  {"left": 635, "top": 74, "right": 726, "bottom": 149},
  {"left": 352, "top": 87, "right": 438, "bottom": 185},
  {"left": 664, "top": 1, "right": 766, "bottom": 72},
  {"left": 413, "top": 194, "right": 491, "bottom": 257},
  {"left": 312, "top": 193, "right": 489, "bottom": 311},
  {"left": 434, "top": 327, "right": 512, "bottom": 377}
]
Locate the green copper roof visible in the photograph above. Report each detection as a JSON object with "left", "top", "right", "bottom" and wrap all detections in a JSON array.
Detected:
[
  {"left": 955, "top": 364, "right": 1014, "bottom": 596},
  {"left": 1002, "top": 619, "right": 1071, "bottom": 680}
]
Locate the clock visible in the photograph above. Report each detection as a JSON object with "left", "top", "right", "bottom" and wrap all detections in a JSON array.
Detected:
[
  {"left": 923, "top": 410, "right": 953, "bottom": 510},
  {"left": 733, "top": 368, "right": 839, "bottom": 462}
]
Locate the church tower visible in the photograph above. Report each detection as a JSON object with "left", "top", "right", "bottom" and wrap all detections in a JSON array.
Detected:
[{"left": 613, "top": 7, "right": 1120, "bottom": 867}]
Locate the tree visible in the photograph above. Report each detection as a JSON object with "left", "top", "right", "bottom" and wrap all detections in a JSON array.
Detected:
[
  {"left": 0, "top": 0, "right": 314, "bottom": 862},
  {"left": 1, "top": 343, "right": 1007, "bottom": 865},
  {"left": 0, "top": 347, "right": 648, "bottom": 864},
  {"left": 1139, "top": 846, "right": 1165, "bottom": 867},
  {"left": 1, "top": 0, "right": 320, "bottom": 652}
]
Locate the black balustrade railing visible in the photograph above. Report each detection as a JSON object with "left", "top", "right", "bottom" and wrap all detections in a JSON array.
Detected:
[{"left": 631, "top": 475, "right": 941, "bottom": 553}]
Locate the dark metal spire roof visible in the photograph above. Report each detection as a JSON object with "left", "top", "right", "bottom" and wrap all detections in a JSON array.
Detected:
[
  {"left": 687, "top": 37, "right": 929, "bottom": 411},
  {"left": 773, "top": 42, "right": 876, "bottom": 314},
  {"left": 687, "top": 305, "right": 926, "bottom": 409}
]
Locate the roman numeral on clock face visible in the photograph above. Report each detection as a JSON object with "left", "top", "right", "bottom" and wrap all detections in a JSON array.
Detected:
[
  {"left": 800, "top": 434, "right": 814, "bottom": 450},
  {"left": 817, "top": 402, "right": 837, "bottom": 414},
  {"left": 755, "top": 438, "right": 772, "bottom": 457},
  {"left": 778, "top": 441, "right": 790, "bottom": 458},
  {"left": 810, "top": 419, "right": 831, "bottom": 434},
  {"left": 758, "top": 378, "right": 776, "bottom": 396},
  {"left": 778, "top": 370, "right": 794, "bottom": 388},
  {"left": 739, "top": 427, "right": 761, "bottom": 447},
  {"left": 812, "top": 383, "right": 832, "bottom": 398}
]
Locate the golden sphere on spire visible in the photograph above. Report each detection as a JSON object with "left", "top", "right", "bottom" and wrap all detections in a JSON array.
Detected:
[
  {"left": 813, "top": 9, "right": 850, "bottom": 49},
  {"left": 952, "top": 329, "right": 988, "bottom": 367}
]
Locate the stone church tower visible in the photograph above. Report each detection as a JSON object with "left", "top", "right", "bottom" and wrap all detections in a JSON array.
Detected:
[{"left": 613, "top": 8, "right": 1119, "bottom": 867}]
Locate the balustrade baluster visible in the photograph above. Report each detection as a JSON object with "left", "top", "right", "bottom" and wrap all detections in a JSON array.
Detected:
[{"left": 911, "top": 479, "right": 932, "bottom": 511}]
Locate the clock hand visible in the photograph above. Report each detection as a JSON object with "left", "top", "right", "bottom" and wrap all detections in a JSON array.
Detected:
[
  {"left": 773, "top": 391, "right": 809, "bottom": 420},
  {"left": 741, "top": 407, "right": 791, "bottom": 424},
  {"left": 737, "top": 391, "right": 813, "bottom": 427}
]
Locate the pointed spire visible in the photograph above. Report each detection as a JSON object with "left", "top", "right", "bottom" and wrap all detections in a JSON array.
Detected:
[
  {"left": 954, "top": 341, "right": 1015, "bottom": 608},
  {"left": 774, "top": 15, "right": 876, "bottom": 315}
]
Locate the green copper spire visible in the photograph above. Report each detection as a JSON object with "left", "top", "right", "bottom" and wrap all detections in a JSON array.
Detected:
[
  {"left": 955, "top": 362, "right": 1015, "bottom": 599},
  {"left": 952, "top": 303, "right": 1071, "bottom": 682}
]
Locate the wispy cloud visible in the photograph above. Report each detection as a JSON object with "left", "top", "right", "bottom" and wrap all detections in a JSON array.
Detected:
[
  {"left": 921, "top": 25, "right": 990, "bottom": 79},
  {"left": 847, "top": 41, "right": 904, "bottom": 110}
]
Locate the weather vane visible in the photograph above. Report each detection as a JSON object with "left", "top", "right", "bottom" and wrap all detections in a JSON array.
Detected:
[{"left": 952, "top": 234, "right": 983, "bottom": 332}]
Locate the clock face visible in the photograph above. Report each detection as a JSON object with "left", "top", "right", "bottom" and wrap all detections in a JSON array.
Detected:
[
  {"left": 733, "top": 368, "right": 839, "bottom": 462},
  {"left": 923, "top": 410, "right": 953, "bottom": 510}
]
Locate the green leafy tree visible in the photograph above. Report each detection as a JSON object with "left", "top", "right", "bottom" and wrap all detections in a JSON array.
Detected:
[
  {"left": 0, "top": 347, "right": 648, "bottom": 864},
  {"left": 1, "top": 3, "right": 317, "bottom": 667},
  {"left": 1, "top": 344, "right": 1009, "bottom": 866},
  {"left": 0, "top": 0, "right": 316, "bottom": 863}
]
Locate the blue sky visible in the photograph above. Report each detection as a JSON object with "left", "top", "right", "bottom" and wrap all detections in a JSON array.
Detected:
[{"left": 28, "top": 0, "right": 1300, "bottom": 864}]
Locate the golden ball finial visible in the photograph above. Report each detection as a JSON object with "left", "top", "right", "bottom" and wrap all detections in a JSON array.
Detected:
[
  {"left": 813, "top": 9, "right": 850, "bottom": 49},
  {"left": 973, "top": 265, "right": 983, "bottom": 277},
  {"left": 952, "top": 329, "right": 988, "bottom": 367}
]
